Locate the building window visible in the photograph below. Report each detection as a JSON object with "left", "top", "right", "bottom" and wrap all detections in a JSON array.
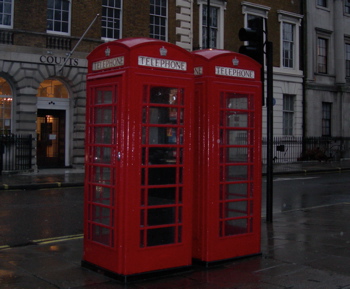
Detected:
[
  {"left": 282, "top": 23, "right": 294, "bottom": 68},
  {"left": 199, "top": 0, "right": 225, "bottom": 49},
  {"left": 37, "top": 79, "right": 69, "bottom": 99},
  {"left": 202, "top": 4, "right": 218, "bottom": 49},
  {"left": 47, "top": 0, "right": 71, "bottom": 35},
  {"left": 322, "top": 102, "right": 331, "bottom": 136},
  {"left": 0, "top": 77, "right": 12, "bottom": 134},
  {"left": 0, "top": 0, "right": 13, "bottom": 28},
  {"left": 317, "top": 0, "right": 327, "bottom": 8},
  {"left": 346, "top": 43, "right": 350, "bottom": 77},
  {"left": 283, "top": 95, "right": 294, "bottom": 136},
  {"left": 102, "top": 0, "right": 122, "bottom": 40},
  {"left": 150, "top": 0, "right": 167, "bottom": 41},
  {"left": 278, "top": 10, "right": 303, "bottom": 70},
  {"left": 317, "top": 37, "right": 328, "bottom": 74},
  {"left": 346, "top": 0, "right": 350, "bottom": 14}
]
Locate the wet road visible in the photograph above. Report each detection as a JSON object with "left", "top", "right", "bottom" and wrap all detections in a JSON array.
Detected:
[
  {"left": 262, "top": 171, "right": 350, "bottom": 216},
  {"left": 0, "top": 171, "right": 350, "bottom": 247},
  {"left": 0, "top": 187, "right": 83, "bottom": 247}
]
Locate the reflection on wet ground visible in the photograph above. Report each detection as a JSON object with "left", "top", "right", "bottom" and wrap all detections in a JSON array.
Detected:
[{"left": 1, "top": 203, "right": 350, "bottom": 288}]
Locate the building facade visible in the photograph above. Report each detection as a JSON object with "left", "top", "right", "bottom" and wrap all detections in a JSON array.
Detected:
[
  {"left": 304, "top": 0, "right": 350, "bottom": 138},
  {"left": 0, "top": 0, "right": 303, "bottom": 170}
]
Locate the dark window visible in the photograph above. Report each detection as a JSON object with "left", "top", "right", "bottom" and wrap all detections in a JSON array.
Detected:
[
  {"left": 47, "top": 0, "right": 70, "bottom": 34},
  {"left": 283, "top": 95, "right": 294, "bottom": 136},
  {"left": 322, "top": 102, "right": 331, "bottom": 136},
  {"left": 317, "top": 0, "right": 327, "bottom": 8},
  {"left": 345, "top": 0, "right": 350, "bottom": 13},
  {"left": 0, "top": 0, "right": 12, "bottom": 26},
  {"left": 346, "top": 44, "right": 350, "bottom": 77},
  {"left": 150, "top": 0, "right": 167, "bottom": 40},
  {"left": 202, "top": 5, "right": 218, "bottom": 49},
  {"left": 317, "top": 38, "right": 328, "bottom": 74},
  {"left": 101, "top": 0, "right": 122, "bottom": 40},
  {"left": 283, "top": 23, "right": 294, "bottom": 68}
]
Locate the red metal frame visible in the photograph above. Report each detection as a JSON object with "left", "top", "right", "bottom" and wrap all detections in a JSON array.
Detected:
[
  {"left": 83, "top": 38, "right": 194, "bottom": 278},
  {"left": 192, "top": 49, "right": 262, "bottom": 263}
]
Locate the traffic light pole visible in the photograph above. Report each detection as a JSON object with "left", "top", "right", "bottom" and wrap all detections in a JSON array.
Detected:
[{"left": 266, "top": 41, "right": 274, "bottom": 223}]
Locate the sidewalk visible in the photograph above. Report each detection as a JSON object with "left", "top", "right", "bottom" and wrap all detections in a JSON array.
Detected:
[
  {"left": 1, "top": 164, "right": 350, "bottom": 288},
  {"left": 0, "top": 168, "right": 85, "bottom": 190},
  {"left": 1, "top": 203, "right": 350, "bottom": 288},
  {"left": 1, "top": 160, "right": 350, "bottom": 190}
]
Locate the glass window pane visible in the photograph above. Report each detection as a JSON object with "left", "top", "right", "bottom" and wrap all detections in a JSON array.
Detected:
[
  {"left": 224, "top": 183, "right": 249, "bottom": 200},
  {"left": 148, "top": 187, "right": 177, "bottom": 205},
  {"left": 92, "top": 186, "right": 113, "bottom": 205},
  {"left": 147, "top": 207, "right": 175, "bottom": 226},
  {"left": 224, "top": 219, "right": 249, "bottom": 236},
  {"left": 94, "top": 127, "right": 113, "bottom": 144},
  {"left": 147, "top": 227, "right": 175, "bottom": 246},
  {"left": 92, "top": 166, "right": 112, "bottom": 184},
  {"left": 148, "top": 167, "right": 176, "bottom": 185},
  {"left": 224, "top": 201, "right": 248, "bottom": 218}
]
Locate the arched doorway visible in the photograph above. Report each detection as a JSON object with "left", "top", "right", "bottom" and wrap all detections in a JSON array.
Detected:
[
  {"left": 0, "top": 77, "right": 13, "bottom": 134},
  {"left": 36, "top": 79, "right": 70, "bottom": 168}
]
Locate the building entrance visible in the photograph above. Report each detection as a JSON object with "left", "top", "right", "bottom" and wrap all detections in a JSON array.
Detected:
[{"left": 36, "top": 109, "right": 65, "bottom": 168}]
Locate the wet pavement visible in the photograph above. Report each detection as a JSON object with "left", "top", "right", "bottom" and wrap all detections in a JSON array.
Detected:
[
  {"left": 1, "top": 203, "right": 350, "bottom": 288},
  {"left": 1, "top": 163, "right": 350, "bottom": 288}
]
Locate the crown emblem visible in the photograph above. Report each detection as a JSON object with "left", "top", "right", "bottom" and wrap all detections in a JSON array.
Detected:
[
  {"left": 160, "top": 46, "right": 167, "bottom": 56},
  {"left": 105, "top": 47, "right": 111, "bottom": 57},
  {"left": 232, "top": 57, "right": 239, "bottom": 66}
]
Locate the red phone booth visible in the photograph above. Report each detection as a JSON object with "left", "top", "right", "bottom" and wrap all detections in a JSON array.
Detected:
[
  {"left": 82, "top": 38, "right": 194, "bottom": 280},
  {"left": 192, "top": 49, "right": 262, "bottom": 264}
]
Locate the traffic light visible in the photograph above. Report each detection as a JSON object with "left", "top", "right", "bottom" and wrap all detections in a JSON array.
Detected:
[{"left": 238, "top": 18, "right": 264, "bottom": 65}]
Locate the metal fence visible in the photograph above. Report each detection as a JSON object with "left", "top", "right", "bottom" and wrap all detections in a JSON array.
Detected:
[
  {"left": 262, "top": 136, "right": 350, "bottom": 173},
  {"left": 0, "top": 134, "right": 32, "bottom": 174}
]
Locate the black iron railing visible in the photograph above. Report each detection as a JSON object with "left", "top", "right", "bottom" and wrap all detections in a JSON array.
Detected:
[
  {"left": 262, "top": 136, "right": 350, "bottom": 165},
  {"left": 0, "top": 134, "right": 32, "bottom": 174}
]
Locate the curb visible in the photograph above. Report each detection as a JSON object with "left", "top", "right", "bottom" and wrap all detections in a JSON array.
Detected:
[{"left": 0, "top": 182, "right": 84, "bottom": 190}]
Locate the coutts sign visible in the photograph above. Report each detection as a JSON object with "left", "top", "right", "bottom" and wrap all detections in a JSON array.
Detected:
[{"left": 39, "top": 55, "right": 79, "bottom": 66}]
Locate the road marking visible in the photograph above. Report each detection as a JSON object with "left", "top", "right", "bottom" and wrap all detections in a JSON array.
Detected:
[
  {"left": 0, "top": 234, "right": 84, "bottom": 250},
  {"left": 0, "top": 245, "right": 10, "bottom": 250},
  {"left": 33, "top": 234, "right": 83, "bottom": 245},
  {"left": 274, "top": 176, "right": 319, "bottom": 182}
]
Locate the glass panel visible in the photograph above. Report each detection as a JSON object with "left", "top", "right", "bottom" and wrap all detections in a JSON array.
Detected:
[
  {"left": 224, "top": 219, "right": 248, "bottom": 236},
  {"left": 92, "top": 205, "right": 112, "bottom": 226},
  {"left": 225, "top": 165, "right": 249, "bottom": 181},
  {"left": 224, "top": 130, "right": 248, "bottom": 146},
  {"left": 224, "top": 147, "right": 248, "bottom": 163},
  {"left": 225, "top": 183, "right": 248, "bottom": 200},
  {"left": 226, "top": 112, "right": 248, "bottom": 128},
  {"left": 149, "top": 107, "right": 177, "bottom": 124},
  {"left": 224, "top": 201, "right": 248, "bottom": 218},
  {"left": 92, "top": 166, "right": 111, "bottom": 184},
  {"left": 93, "top": 147, "right": 112, "bottom": 164},
  {"left": 148, "top": 167, "right": 176, "bottom": 185},
  {"left": 150, "top": 87, "right": 178, "bottom": 104},
  {"left": 148, "top": 127, "right": 177, "bottom": 144},
  {"left": 148, "top": 187, "right": 176, "bottom": 205},
  {"left": 92, "top": 225, "right": 112, "bottom": 246},
  {"left": 147, "top": 227, "right": 175, "bottom": 246},
  {"left": 92, "top": 186, "right": 112, "bottom": 205},
  {"left": 94, "top": 127, "right": 113, "bottom": 144},
  {"left": 148, "top": 148, "right": 178, "bottom": 165},
  {"left": 225, "top": 94, "right": 249, "bottom": 110},
  {"left": 95, "top": 107, "right": 113, "bottom": 124},
  {"left": 96, "top": 89, "right": 113, "bottom": 104},
  {"left": 147, "top": 207, "right": 175, "bottom": 226}
]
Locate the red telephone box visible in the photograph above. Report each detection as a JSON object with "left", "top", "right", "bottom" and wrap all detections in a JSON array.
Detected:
[
  {"left": 192, "top": 49, "right": 262, "bottom": 264},
  {"left": 82, "top": 38, "right": 194, "bottom": 280}
]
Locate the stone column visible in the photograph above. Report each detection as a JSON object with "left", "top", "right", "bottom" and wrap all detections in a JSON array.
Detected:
[{"left": 334, "top": 0, "right": 345, "bottom": 84}]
